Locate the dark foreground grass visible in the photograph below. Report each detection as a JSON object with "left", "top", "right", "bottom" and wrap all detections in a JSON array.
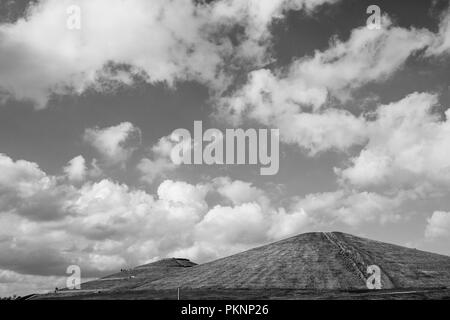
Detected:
[{"left": 36, "top": 287, "right": 450, "bottom": 300}]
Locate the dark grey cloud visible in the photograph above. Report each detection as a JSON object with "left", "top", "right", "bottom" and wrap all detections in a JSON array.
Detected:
[
  {"left": 0, "top": 0, "right": 36, "bottom": 23},
  {"left": 0, "top": 242, "right": 70, "bottom": 276}
]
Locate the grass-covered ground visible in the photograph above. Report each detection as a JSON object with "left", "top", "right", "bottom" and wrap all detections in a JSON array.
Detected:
[
  {"left": 32, "top": 232, "right": 450, "bottom": 300},
  {"left": 35, "top": 287, "right": 450, "bottom": 300}
]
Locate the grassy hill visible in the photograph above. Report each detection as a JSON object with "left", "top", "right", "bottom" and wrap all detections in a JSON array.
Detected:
[
  {"left": 34, "top": 232, "right": 450, "bottom": 299},
  {"left": 62, "top": 258, "right": 196, "bottom": 292},
  {"left": 137, "top": 232, "right": 450, "bottom": 290}
]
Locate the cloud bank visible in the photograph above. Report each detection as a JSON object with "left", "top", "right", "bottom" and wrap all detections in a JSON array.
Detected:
[{"left": 0, "top": 0, "right": 338, "bottom": 108}]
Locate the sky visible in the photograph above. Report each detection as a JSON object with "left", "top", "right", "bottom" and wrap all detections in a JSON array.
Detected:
[{"left": 1, "top": 0, "right": 450, "bottom": 297}]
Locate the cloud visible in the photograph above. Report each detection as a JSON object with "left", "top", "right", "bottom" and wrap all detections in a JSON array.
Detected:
[
  {"left": 0, "top": 155, "right": 202, "bottom": 282},
  {"left": 63, "top": 155, "right": 87, "bottom": 182},
  {"left": 291, "top": 18, "right": 433, "bottom": 100},
  {"left": 84, "top": 122, "right": 141, "bottom": 166},
  {"left": 427, "top": 9, "right": 450, "bottom": 56},
  {"left": 0, "top": 174, "right": 208, "bottom": 286},
  {"left": 3, "top": 0, "right": 450, "bottom": 298},
  {"left": 196, "top": 203, "right": 268, "bottom": 247},
  {"left": 187, "top": 202, "right": 312, "bottom": 261},
  {"left": 216, "top": 67, "right": 369, "bottom": 154},
  {"left": 0, "top": 153, "right": 72, "bottom": 221},
  {"left": 177, "top": 178, "right": 314, "bottom": 260},
  {"left": 0, "top": 269, "right": 66, "bottom": 297},
  {"left": 214, "top": 176, "right": 268, "bottom": 206},
  {"left": 0, "top": 0, "right": 338, "bottom": 108},
  {"left": 0, "top": 153, "right": 319, "bottom": 291},
  {"left": 137, "top": 135, "right": 185, "bottom": 185},
  {"left": 0, "top": 236, "right": 73, "bottom": 277},
  {"left": 337, "top": 92, "right": 450, "bottom": 192},
  {"left": 157, "top": 179, "right": 207, "bottom": 203},
  {"left": 217, "top": 17, "right": 434, "bottom": 154},
  {"left": 137, "top": 158, "right": 177, "bottom": 185},
  {"left": 267, "top": 207, "right": 311, "bottom": 239},
  {"left": 88, "top": 158, "right": 103, "bottom": 178},
  {"left": 277, "top": 110, "right": 368, "bottom": 155},
  {"left": 1, "top": 150, "right": 429, "bottom": 296},
  {"left": 0, "top": 153, "right": 51, "bottom": 198},
  {"left": 425, "top": 211, "right": 450, "bottom": 239},
  {"left": 294, "top": 189, "right": 407, "bottom": 227}
]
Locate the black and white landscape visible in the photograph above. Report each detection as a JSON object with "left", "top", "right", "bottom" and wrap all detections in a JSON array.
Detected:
[
  {"left": 1, "top": 0, "right": 450, "bottom": 300},
  {"left": 35, "top": 232, "right": 450, "bottom": 300}
]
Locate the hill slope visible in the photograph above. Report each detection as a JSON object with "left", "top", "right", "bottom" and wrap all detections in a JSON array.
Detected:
[
  {"left": 67, "top": 258, "right": 196, "bottom": 292},
  {"left": 37, "top": 232, "right": 450, "bottom": 299},
  {"left": 138, "top": 232, "right": 450, "bottom": 290}
]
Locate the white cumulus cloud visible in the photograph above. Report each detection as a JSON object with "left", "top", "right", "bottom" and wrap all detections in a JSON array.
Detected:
[
  {"left": 425, "top": 211, "right": 450, "bottom": 240},
  {"left": 63, "top": 155, "right": 87, "bottom": 182},
  {"left": 84, "top": 122, "right": 141, "bottom": 166},
  {"left": 0, "top": 0, "right": 338, "bottom": 108}
]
